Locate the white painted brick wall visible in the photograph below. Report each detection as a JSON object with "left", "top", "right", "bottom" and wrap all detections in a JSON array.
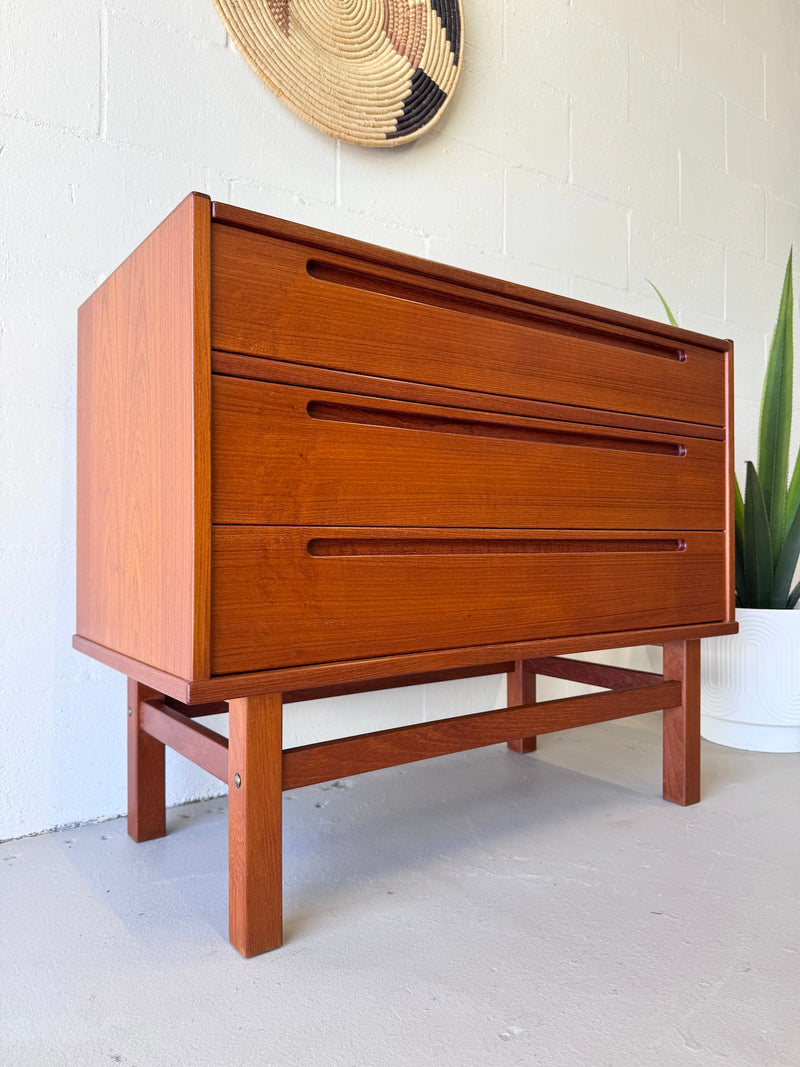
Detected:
[
  {"left": 628, "top": 49, "right": 725, "bottom": 166},
  {"left": 571, "top": 103, "right": 679, "bottom": 223},
  {"left": 339, "top": 133, "right": 506, "bottom": 251},
  {"left": 0, "top": 0, "right": 101, "bottom": 133},
  {"left": 444, "top": 55, "right": 570, "bottom": 181},
  {"left": 680, "top": 153, "right": 766, "bottom": 256},
  {"left": 680, "top": 5, "right": 766, "bottom": 114},
  {"left": 767, "top": 195, "right": 800, "bottom": 264},
  {"left": 727, "top": 103, "right": 800, "bottom": 203},
  {"left": 1, "top": 0, "right": 798, "bottom": 838},
  {"left": 505, "top": 170, "right": 629, "bottom": 285},
  {"left": 574, "top": 0, "right": 680, "bottom": 67},
  {"left": 506, "top": 3, "right": 629, "bottom": 120},
  {"left": 628, "top": 214, "right": 725, "bottom": 318},
  {"left": 765, "top": 55, "right": 800, "bottom": 132}
]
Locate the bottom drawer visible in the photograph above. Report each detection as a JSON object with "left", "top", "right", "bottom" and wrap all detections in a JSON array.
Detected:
[{"left": 210, "top": 527, "right": 727, "bottom": 674}]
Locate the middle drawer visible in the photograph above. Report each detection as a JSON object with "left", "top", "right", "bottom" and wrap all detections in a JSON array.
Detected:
[{"left": 211, "top": 375, "right": 725, "bottom": 530}]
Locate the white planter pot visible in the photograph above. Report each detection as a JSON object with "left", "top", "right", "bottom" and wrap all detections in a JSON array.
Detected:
[{"left": 701, "top": 608, "right": 800, "bottom": 752}]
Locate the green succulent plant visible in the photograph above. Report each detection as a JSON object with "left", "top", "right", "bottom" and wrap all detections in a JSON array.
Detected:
[{"left": 651, "top": 250, "right": 798, "bottom": 608}]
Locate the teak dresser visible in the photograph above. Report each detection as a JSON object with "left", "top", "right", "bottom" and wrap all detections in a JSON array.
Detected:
[{"left": 75, "top": 193, "right": 737, "bottom": 956}]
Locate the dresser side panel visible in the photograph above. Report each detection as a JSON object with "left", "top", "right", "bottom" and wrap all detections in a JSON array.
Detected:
[{"left": 76, "top": 193, "right": 211, "bottom": 680}]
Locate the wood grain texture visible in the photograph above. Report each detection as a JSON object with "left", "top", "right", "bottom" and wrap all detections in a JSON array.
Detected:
[
  {"left": 192, "top": 198, "right": 213, "bottom": 676},
  {"left": 76, "top": 192, "right": 211, "bottom": 680},
  {"left": 155, "top": 664, "right": 514, "bottom": 712},
  {"left": 529, "top": 657, "right": 664, "bottom": 690},
  {"left": 306, "top": 400, "right": 685, "bottom": 454},
  {"left": 283, "top": 681, "right": 682, "bottom": 790},
  {"left": 308, "top": 536, "right": 687, "bottom": 556},
  {"left": 73, "top": 635, "right": 195, "bottom": 702},
  {"left": 73, "top": 196, "right": 741, "bottom": 957},
  {"left": 507, "top": 659, "right": 537, "bottom": 754},
  {"left": 164, "top": 697, "right": 230, "bottom": 718},
  {"left": 211, "top": 201, "right": 731, "bottom": 354},
  {"left": 282, "top": 662, "right": 513, "bottom": 704},
  {"left": 228, "top": 693, "right": 283, "bottom": 956},
  {"left": 211, "top": 351, "right": 726, "bottom": 442},
  {"left": 210, "top": 223, "right": 725, "bottom": 426},
  {"left": 127, "top": 679, "right": 166, "bottom": 842},
  {"left": 305, "top": 258, "right": 688, "bottom": 362},
  {"left": 141, "top": 700, "right": 229, "bottom": 782},
  {"left": 211, "top": 376, "right": 725, "bottom": 530},
  {"left": 662, "top": 640, "right": 701, "bottom": 805},
  {"left": 210, "top": 527, "right": 728, "bottom": 674},
  {"left": 74, "top": 623, "right": 739, "bottom": 705}
]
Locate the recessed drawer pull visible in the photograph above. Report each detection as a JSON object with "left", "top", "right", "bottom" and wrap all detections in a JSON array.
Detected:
[
  {"left": 306, "top": 259, "right": 688, "bottom": 364},
  {"left": 307, "top": 400, "right": 687, "bottom": 457},
  {"left": 213, "top": 226, "right": 726, "bottom": 424},
  {"left": 307, "top": 537, "right": 688, "bottom": 558}
]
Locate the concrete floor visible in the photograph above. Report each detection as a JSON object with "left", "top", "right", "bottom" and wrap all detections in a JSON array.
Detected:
[{"left": 2, "top": 712, "right": 798, "bottom": 1067}]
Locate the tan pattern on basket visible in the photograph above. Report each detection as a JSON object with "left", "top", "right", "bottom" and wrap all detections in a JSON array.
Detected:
[{"left": 213, "top": 0, "right": 463, "bottom": 146}]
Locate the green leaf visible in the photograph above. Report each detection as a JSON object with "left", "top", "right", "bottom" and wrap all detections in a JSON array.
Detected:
[
  {"left": 772, "top": 490, "right": 800, "bottom": 607},
  {"left": 757, "top": 250, "right": 794, "bottom": 565},
  {"left": 734, "top": 475, "right": 744, "bottom": 537},
  {"left": 788, "top": 581, "right": 800, "bottom": 610},
  {"left": 734, "top": 476, "right": 746, "bottom": 603},
  {"left": 646, "top": 280, "right": 679, "bottom": 327},
  {"left": 743, "top": 461, "right": 774, "bottom": 608},
  {"left": 785, "top": 445, "right": 800, "bottom": 539},
  {"left": 734, "top": 522, "right": 748, "bottom": 606}
]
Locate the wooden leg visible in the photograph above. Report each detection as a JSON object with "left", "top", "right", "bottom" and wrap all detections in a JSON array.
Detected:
[
  {"left": 507, "top": 659, "right": 537, "bottom": 753},
  {"left": 662, "top": 640, "right": 701, "bottom": 806},
  {"left": 127, "top": 679, "right": 166, "bottom": 842},
  {"left": 228, "top": 693, "right": 284, "bottom": 957}
]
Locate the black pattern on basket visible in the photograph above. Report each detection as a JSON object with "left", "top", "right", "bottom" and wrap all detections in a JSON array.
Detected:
[{"left": 213, "top": 0, "right": 464, "bottom": 146}]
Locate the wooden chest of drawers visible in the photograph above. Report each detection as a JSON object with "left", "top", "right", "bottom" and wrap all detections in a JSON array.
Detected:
[{"left": 75, "top": 193, "right": 737, "bottom": 955}]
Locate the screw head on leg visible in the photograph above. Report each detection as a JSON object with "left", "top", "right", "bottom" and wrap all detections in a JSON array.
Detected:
[{"left": 234, "top": 773, "right": 242, "bottom": 789}]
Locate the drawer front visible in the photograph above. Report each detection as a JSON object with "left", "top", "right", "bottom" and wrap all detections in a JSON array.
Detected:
[
  {"left": 211, "top": 375, "right": 725, "bottom": 530},
  {"left": 210, "top": 527, "right": 727, "bottom": 674},
  {"left": 211, "top": 224, "right": 726, "bottom": 426}
]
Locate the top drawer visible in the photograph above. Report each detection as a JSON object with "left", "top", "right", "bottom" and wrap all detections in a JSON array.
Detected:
[{"left": 210, "top": 223, "right": 726, "bottom": 427}]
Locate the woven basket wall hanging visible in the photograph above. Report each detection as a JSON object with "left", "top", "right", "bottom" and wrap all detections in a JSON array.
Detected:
[{"left": 212, "top": 0, "right": 464, "bottom": 147}]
